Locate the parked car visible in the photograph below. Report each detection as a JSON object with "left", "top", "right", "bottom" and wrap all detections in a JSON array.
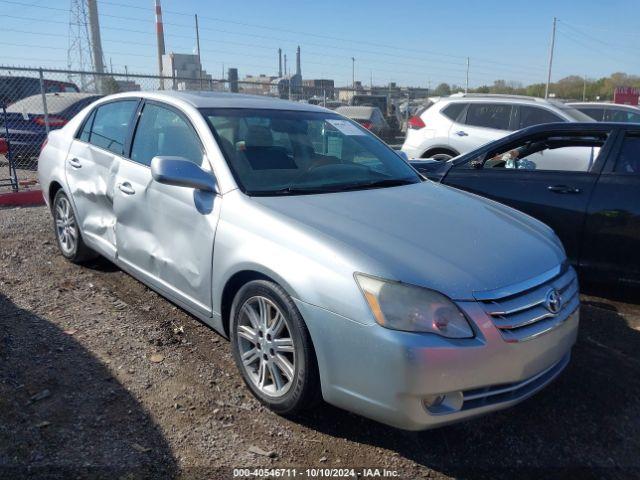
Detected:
[
  {"left": 39, "top": 91, "right": 578, "bottom": 431},
  {"left": 411, "top": 122, "right": 640, "bottom": 285},
  {"left": 350, "top": 94, "right": 401, "bottom": 136},
  {"left": 402, "top": 94, "right": 594, "bottom": 160},
  {"left": 0, "top": 92, "right": 101, "bottom": 161},
  {"left": 568, "top": 102, "right": 640, "bottom": 123},
  {"left": 335, "top": 105, "right": 392, "bottom": 141},
  {"left": 0, "top": 75, "right": 79, "bottom": 107}
]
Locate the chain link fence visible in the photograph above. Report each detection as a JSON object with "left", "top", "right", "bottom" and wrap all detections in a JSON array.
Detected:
[{"left": 0, "top": 65, "right": 415, "bottom": 192}]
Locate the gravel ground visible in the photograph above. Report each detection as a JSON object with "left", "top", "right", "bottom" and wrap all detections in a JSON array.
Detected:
[{"left": 1, "top": 205, "right": 639, "bottom": 480}]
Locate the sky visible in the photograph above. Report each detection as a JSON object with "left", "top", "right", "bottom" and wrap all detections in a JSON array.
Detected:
[{"left": 1, "top": 0, "right": 638, "bottom": 88}]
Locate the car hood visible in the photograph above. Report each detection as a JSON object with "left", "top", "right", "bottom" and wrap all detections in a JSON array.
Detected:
[{"left": 252, "top": 181, "right": 565, "bottom": 300}]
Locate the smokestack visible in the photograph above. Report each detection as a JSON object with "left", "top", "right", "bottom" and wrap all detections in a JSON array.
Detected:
[
  {"left": 278, "top": 48, "right": 282, "bottom": 77},
  {"left": 155, "top": 0, "right": 166, "bottom": 86},
  {"left": 284, "top": 54, "right": 287, "bottom": 77},
  {"left": 296, "top": 45, "right": 301, "bottom": 76}
]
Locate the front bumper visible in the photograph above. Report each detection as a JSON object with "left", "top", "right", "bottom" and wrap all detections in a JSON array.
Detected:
[{"left": 295, "top": 298, "right": 578, "bottom": 431}]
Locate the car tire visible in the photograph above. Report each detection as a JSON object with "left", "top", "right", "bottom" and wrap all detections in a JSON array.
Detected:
[
  {"left": 52, "top": 189, "right": 97, "bottom": 264},
  {"left": 423, "top": 149, "right": 458, "bottom": 161},
  {"left": 230, "top": 279, "right": 321, "bottom": 415}
]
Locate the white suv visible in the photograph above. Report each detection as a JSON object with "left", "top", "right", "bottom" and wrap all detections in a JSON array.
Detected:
[{"left": 402, "top": 94, "right": 593, "bottom": 160}]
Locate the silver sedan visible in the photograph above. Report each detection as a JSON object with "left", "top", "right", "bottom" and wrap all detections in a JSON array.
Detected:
[{"left": 38, "top": 91, "right": 579, "bottom": 430}]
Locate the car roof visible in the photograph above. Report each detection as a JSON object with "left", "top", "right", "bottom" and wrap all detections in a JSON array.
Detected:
[
  {"left": 568, "top": 102, "right": 640, "bottom": 110},
  {"left": 104, "top": 90, "right": 331, "bottom": 113},
  {"left": 441, "top": 94, "right": 557, "bottom": 106}
]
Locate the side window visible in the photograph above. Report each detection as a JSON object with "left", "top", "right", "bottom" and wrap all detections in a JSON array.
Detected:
[
  {"left": 580, "top": 108, "right": 605, "bottom": 121},
  {"left": 441, "top": 102, "right": 466, "bottom": 122},
  {"left": 606, "top": 109, "right": 640, "bottom": 123},
  {"left": 465, "top": 103, "right": 512, "bottom": 130},
  {"left": 478, "top": 133, "right": 608, "bottom": 172},
  {"left": 130, "top": 103, "right": 203, "bottom": 167},
  {"left": 519, "top": 106, "right": 563, "bottom": 129},
  {"left": 89, "top": 100, "right": 138, "bottom": 155},
  {"left": 78, "top": 109, "right": 95, "bottom": 142},
  {"left": 615, "top": 133, "right": 640, "bottom": 174}
]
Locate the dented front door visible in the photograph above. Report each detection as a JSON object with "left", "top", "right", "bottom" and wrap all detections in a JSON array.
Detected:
[{"left": 112, "top": 99, "right": 220, "bottom": 316}]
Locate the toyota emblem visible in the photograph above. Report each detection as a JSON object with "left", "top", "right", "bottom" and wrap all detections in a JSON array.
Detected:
[{"left": 544, "top": 288, "right": 562, "bottom": 314}]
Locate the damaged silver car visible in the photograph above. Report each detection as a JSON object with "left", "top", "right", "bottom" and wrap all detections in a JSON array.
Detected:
[{"left": 38, "top": 91, "right": 579, "bottom": 430}]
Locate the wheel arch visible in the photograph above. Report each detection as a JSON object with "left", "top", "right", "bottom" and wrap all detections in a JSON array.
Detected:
[{"left": 422, "top": 146, "right": 459, "bottom": 159}]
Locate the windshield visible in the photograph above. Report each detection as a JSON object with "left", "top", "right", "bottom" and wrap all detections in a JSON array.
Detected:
[{"left": 201, "top": 108, "right": 420, "bottom": 195}]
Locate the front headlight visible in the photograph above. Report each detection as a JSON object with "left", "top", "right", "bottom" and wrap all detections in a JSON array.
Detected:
[{"left": 355, "top": 273, "right": 474, "bottom": 338}]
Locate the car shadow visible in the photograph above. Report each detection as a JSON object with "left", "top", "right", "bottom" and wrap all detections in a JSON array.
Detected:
[
  {"left": 293, "top": 302, "right": 640, "bottom": 479},
  {"left": 0, "top": 292, "right": 178, "bottom": 479}
]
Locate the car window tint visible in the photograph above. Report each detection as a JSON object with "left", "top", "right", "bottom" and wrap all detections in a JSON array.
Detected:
[
  {"left": 615, "top": 134, "right": 640, "bottom": 174},
  {"left": 441, "top": 102, "right": 465, "bottom": 122},
  {"left": 606, "top": 108, "right": 640, "bottom": 123},
  {"left": 89, "top": 100, "right": 138, "bottom": 155},
  {"left": 79, "top": 109, "right": 95, "bottom": 142},
  {"left": 579, "top": 107, "right": 605, "bottom": 121},
  {"left": 465, "top": 104, "right": 511, "bottom": 130},
  {"left": 519, "top": 106, "right": 563, "bottom": 129},
  {"left": 130, "top": 103, "right": 203, "bottom": 167},
  {"left": 481, "top": 134, "right": 608, "bottom": 172}
]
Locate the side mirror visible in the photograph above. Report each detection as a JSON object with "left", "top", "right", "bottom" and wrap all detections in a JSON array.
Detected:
[
  {"left": 151, "top": 156, "right": 218, "bottom": 193},
  {"left": 395, "top": 150, "right": 409, "bottom": 162}
]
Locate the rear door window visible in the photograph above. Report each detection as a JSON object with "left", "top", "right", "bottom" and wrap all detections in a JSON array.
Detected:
[
  {"left": 465, "top": 103, "right": 512, "bottom": 130},
  {"left": 441, "top": 102, "right": 466, "bottom": 122},
  {"left": 518, "top": 106, "right": 563, "bottom": 129},
  {"left": 88, "top": 100, "right": 138, "bottom": 156},
  {"left": 579, "top": 107, "right": 605, "bottom": 121}
]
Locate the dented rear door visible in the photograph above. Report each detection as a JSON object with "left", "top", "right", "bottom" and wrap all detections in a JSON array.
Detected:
[{"left": 65, "top": 100, "right": 140, "bottom": 259}]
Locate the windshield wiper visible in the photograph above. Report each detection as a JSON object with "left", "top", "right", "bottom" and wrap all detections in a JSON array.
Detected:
[{"left": 248, "top": 178, "right": 417, "bottom": 196}]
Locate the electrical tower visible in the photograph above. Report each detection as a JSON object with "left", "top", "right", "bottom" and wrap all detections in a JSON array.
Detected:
[{"left": 67, "top": 0, "right": 105, "bottom": 92}]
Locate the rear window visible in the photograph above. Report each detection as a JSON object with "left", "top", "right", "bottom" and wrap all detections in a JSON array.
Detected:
[
  {"left": 441, "top": 102, "right": 466, "bottom": 121},
  {"left": 465, "top": 103, "right": 512, "bottom": 130},
  {"left": 577, "top": 107, "right": 605, "bottom": 121},
  {"left": 6, "top": 94, "right": 98, "bottom": 115}
]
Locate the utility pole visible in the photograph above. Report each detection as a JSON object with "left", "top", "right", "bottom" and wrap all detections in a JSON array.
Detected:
[
  {"left": 195, "top": 14, "right": 202, "bottom": 90},
  {"left": 545, "top": 17, "right": 557, "bottom": 99},
  {"left": 583, "top": 75, "right": 587, "bottom": 101},
  {"left": 351, "top": 57, "right": 355, "bottom": 91},
  {"left": 465, "top": 57, "right": 470, "bottom": 94},
  {"left": 87, "top": 0, "right": 105, "bottom": 93}
]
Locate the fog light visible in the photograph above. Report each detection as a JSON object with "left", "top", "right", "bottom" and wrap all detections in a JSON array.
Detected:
[
  {"left": 423, "top": 391, "right": 463, "bottom": 415},
  {"left": 423, "top": 394, "right": 446, "bottom": 408}
]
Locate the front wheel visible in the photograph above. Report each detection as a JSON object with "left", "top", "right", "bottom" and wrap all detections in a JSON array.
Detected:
[
  {"left": 230, "top": 280, "right": 320, "bottom": 414},
  {"left": 52, "top": 190, "right": 97, "bottom": 263}
]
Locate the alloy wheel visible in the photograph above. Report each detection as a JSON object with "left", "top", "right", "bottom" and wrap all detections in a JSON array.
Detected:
[
  {"left": 236, "top": 296, "right": 296, "bottom": 398},
  {"left": 54, "top": 196, "right": 77, "bottom": 255}
]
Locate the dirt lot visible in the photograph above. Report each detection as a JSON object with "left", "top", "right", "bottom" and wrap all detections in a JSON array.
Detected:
[{"left": 1, "top": 205, "right": 639, "bottom": 480}]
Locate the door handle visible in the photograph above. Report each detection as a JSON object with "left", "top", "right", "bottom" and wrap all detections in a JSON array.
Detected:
[
  {"left": 454, "top": 130, "right": 468, "bottom": 137},
  {"left": 117, "top": 182, "right": 135, "bottom": 195},
  {"left": 547, "top": 185, "right": 581, "bottom": 194},
  {"left": 68, "top": 157, "right": 81, "bottom": 169}
]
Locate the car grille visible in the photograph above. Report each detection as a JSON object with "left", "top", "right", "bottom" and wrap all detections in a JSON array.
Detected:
[
  {"left": 461, "top": 353, "right": 570, "bottom": 411},
  {"left": 477, "top": 267, "right": 579, "bottom": 343}
]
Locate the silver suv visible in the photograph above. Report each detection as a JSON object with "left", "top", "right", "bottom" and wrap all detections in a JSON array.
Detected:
[{"left": 402, "top": 94, "right": 593, "bottom": 160}]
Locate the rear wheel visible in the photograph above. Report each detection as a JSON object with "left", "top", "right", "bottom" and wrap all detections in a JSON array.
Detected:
[
  {"left": 230, "top": 280, "right": 320, "bottom": 414},
  {"left": 52, "top": 190, "right": 97, "bottom": 263}
]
